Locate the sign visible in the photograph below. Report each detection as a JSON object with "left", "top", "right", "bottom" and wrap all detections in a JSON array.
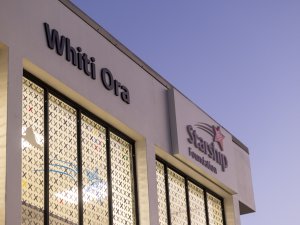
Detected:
[
  {"left": 43, "top": 23, "right": 130, "bottom": 104},
  {"left": 169, "top": 88, "right": 233, "bottom": 178},
  {"left": 186, "top": 123, "right": 228, "bottom": 174}
]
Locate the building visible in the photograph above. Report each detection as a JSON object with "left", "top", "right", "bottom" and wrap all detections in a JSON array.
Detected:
[{"left": 0, "top": 0, "right": 255, "bottom": 224}]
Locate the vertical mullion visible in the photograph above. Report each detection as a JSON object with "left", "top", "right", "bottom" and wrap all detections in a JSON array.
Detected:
[
  {"left": 204, "top": 191, "right": 209, "bottom": 225},
  {"left": 132, "top": 145, "right": 139, "bottom": 225},
  {"left": 164, "top": 165, "right": 171, "bottom": 225},
  {"left": 44, "top": 89, "right": 49, "bottom": 225},
  {"left": 106, "top": 129, "right": 113, "bottom": 225},
  {"left": 185, "top": 179, "right": 191, "bottom": 225},
  {"left": 77, "top": 110, "right": 83, "bottom": 225},
  {"left": 221, "top": 199, "right": 226, "bottom": 225}
]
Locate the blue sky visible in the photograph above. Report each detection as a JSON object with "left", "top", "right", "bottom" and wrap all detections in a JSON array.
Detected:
[{"left": 71, "top": 1, "right": 300, "bottom": 224}]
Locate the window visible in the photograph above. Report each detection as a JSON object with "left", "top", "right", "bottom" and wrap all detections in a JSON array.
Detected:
[
  {"left": 21, "top": 72, "right": 137, "bottom": 225},
  {"left": 156, "top": 159, "right": 225, "bottom": 225},
  {"left": 156, "top": 161, "right": 168, "bottom": 225},
  {"left": 207, "top": 193, "right": 224, "bottom": 225},
  {"left": 167, "top": 169, "right": 188, "bottom": 225}
]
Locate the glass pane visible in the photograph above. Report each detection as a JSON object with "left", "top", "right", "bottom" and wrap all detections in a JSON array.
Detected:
[
  {"left": 155, "top": 161, "right": 168, "bottom": 225},
  {"left": 188, "top": 182, "right": 206, "bottom": 225},
  {"left": 167, "top": 169, "right": 188, "bottom": 225},
  {"left": 81, "top": 115, "right": 109, "bottom": 224},
  {"left": 207, "top": 193, "right": 224, "bottom": 225},
  {"left": 48, "top": 94, "right": 78, "bottom": 225},
  {"left": 21, "top": 78, "right": 44, "bottom": 225},
  {"left": 110, "top": 132, "right": 135, "bottom": 225}
]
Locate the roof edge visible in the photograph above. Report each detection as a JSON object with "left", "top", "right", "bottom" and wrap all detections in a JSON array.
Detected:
[
  {"left": 232, "top": 135, "right": 249, "bottom": 154},
  {"left": 59, "top": 0, "right": 171, "bottom": 89},
  {"left": 58, "top": 0, "right": 250, "bottom": 155}
]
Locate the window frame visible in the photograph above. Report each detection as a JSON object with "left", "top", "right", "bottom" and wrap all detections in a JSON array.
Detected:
[
  {"left": 22, "top": 70, "right": 139, "bottom": 225},
  {"left": 156, "top": 156, "right": 226, "bottom": 225}
]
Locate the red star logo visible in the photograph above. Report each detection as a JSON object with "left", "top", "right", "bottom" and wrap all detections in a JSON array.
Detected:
[{"left": 213, "top": 126, "right": 225, "bottom": 151}]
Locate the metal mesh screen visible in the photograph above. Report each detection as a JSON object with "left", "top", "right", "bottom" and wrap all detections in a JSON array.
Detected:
[
  {"left": 188, "top": 181, "right": 206, "bottom": 225},
  {"left": 207, "top": 193, "right": 224, "bottom": 225},
  {"left": 48, "top": 94, "right": 78, "bottom": 225},
  {"left": 155, "top": 159, "right": 225, "bottom": 225},
  {"left": 110, "top": 132, "right": 135, "bottom": 225},
  {"left": 21, "top": 76, "right": 137, "bottom": 225},
  {"left": 155, "top": 161, "right": 168, "bottom": 225},
  {"left": 81, "top": 115, "right": 108, "bottom": 224},
  {"left": 167, "top": 168, "right": 188, "bottom": 225},
  {"left": 21, "top": 78, "right": 45, "bottom": 225}
]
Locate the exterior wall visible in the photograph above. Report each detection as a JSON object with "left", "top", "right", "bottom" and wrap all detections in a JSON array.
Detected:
[
  {"left": 0, "top": 44, "right": 8, "bottom": 225},
  {"left": 168, "top": 88, "right": 238, "bottom": 192},
  {"left": 234, "top": 144, "right": 255, "bottom": 212},
  {"left": 168, "top": 88, "right": 255, "bottom": 212},
  {"left": 0, "top": 0, "right": 255, "bottom": 224}
]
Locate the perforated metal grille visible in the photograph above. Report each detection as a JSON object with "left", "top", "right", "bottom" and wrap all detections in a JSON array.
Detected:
[
  {"left": 155, "top": 161, "right": 168, "bottom": 225},
  {"left": 21, "top": 75, "right": 137, "bottom": 225},
  {"left": 22, "top": 204, "right": 44, "bottom": 225},
  {"left": 48, "top": 94, "right": 78, "bottom": 225},
  {"left": 110, "top": 132, "right": 135, "bottom": 225},
  {"left": 167, "top": 169, "right": 188, "bottom": 225},
  {"left": 156, "top": 159, "right": 225, "bottom": 225},
  {"left": 207, "top": 193, "right": 224, "bottom": 225},
  {"left": 188, "top": 181, "right": 206, "bottom": 225},
  {"left": 21, "top": 78, "right": 44, "bottom": 225},
  {"left": 81, "top": 115, "right": 108, "bottom": 225}
]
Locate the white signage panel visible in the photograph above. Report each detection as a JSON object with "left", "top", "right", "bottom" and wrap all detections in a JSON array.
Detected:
[{"left": 169, "top": 88, "right": 238, "bottom": 192}]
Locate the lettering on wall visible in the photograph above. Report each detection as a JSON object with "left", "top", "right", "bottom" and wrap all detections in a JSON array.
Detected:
[
  {"left": 44, "top": 23, "right": 130, "bottom": 104},
  {"left": 186, "top": 123, "right": 228, "bottom": 174}
]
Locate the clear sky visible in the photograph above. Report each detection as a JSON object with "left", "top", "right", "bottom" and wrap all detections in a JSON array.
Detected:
[{"left": 71, "top": 1, "right": 300, "bottom": 224}]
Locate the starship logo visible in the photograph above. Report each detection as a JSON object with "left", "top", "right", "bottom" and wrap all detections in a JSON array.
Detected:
[{"left": 195, "top": 123, "right": 225, "bottom": 151}]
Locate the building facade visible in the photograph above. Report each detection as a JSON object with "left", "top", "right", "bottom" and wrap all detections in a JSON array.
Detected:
[{"left": 0, "top": 0, "right": 255, "bottom": 224}]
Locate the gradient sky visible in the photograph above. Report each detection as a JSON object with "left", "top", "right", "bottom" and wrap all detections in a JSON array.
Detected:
[{"left": 71, "top": 1, "right": 300, "bottom": 224}]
